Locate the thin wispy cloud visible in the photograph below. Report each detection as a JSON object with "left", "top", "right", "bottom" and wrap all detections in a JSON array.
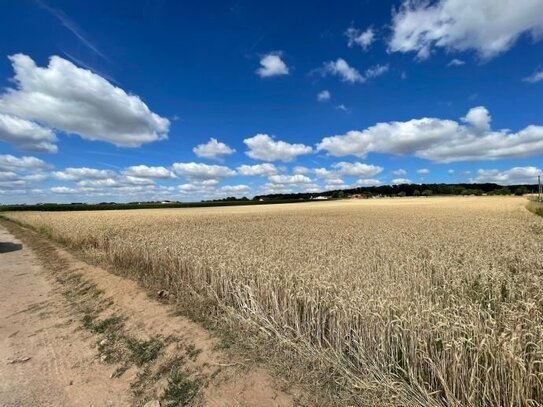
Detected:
[{"left": 36, "top": 0, "right": 109, "bottom": 62}]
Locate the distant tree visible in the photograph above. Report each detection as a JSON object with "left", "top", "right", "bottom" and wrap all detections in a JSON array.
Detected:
[
  {"left": 338, "top": 191, "right": 345, "bottom": 199},
  {"left": 491, "top": 188, "right": 510, "bottom": 195},
  {"left": 514, "top": 186, "right": 530, "bottom": 196},
  {"left": 422, "top": 189, "right": 433, "bottom": 197},
  {"left": 413, "top": 189, "right": 421, "bottom": 197},
  {"left": 398, "top": 191, "right": 407, "bottom": 197}
]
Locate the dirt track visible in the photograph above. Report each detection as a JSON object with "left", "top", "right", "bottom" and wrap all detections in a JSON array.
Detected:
[
  {"left": 0, "top": 226, "right": 132, "bottom": 406},
  {"left": 0, "top": 223, "right": 298, "bottom": 407}
]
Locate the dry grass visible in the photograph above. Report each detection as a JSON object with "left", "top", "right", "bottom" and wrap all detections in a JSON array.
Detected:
[{"left": 4, "top": 196, "right": 543, "bottom": 406}]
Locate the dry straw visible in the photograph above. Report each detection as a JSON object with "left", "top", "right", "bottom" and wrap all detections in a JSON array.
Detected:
[{"left": 5, "top": 197, "right": 543, "bottom": 406}]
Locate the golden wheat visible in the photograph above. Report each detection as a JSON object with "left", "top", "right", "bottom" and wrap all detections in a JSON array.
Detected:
[{"left": 4, "top": 196, "right": 543, "bottom": 406}]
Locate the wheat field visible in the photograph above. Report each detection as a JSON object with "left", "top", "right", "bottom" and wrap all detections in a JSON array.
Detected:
[{"left": 4, "top": 197, "right": 543, "bottom": 406}]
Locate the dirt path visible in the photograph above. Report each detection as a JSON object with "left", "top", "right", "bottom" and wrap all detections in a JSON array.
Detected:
[
  {"left": 0, "top": 226, "right": 132, "bottom": 406},
  {"left": 0, "top": 223, "right": 298, "bottom": 406}
]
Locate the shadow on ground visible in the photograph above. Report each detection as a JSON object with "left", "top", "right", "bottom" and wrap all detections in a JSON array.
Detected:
[{"left": 0, "top": 242, "right": 23, "bottom": 253}]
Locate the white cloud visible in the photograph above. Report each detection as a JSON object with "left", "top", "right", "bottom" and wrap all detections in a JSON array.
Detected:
[
  {"left": 0, "top": 112, "right": 57, "bottom": 152},
  {"left": 236, "top": 163, "right": 278, "bottom": 176},
  {"left": 365, "top": 64, "right": 389, "bottom": 79},
  {"left": 178, "top": 182, "right": 214, "bottom": 193},
  {"left": 221, "top": 184, "right": 250, "bottom": 194},
  {"left": 292, "top": 166, "right": 310, "bottom": 175},
  {"left": 319, "top": 59, "right": 389, "bottom": 84},
  {"left": 524, "top": 70, "right": 543, "bottom": 83},
  {"left": 0, "top": 171, "right": 18, "bottom": 180},
  {"left": 335, "top": 104, "right": 349, "bottom": 112},
  {"left": 324, "top": 177, "right": 345, "bottom": 185},
  {"left": 332, "top": 162, "right": 383, "bottom": 177},
  {"left": 313, "top": 168, "right": 334, "bottom": 179},
  {"left": 321, "top": 58, "right": 363, "bottom": 83},
  {"left": 193, "top": 138, "right": 235, "bottom": 159},
  {"left": 392, "top": 178, "right": 413, "bottom": 184},
  {"left": 122, "top": 176, "right": 155, "bottom": 186},
  {"left": 0, "top": 54, "right": 169, "bottom": 148},
  {"left": 355, "top": 178, "right": 383, "bottom": 186},
  {"left": 256, "top": 53, "right": 289, "bottom": 78},
  {"left": 268, "top": 174, "right": 312, "bottom": 185},
  {"left": 22, "top": 173, "right": 48, "bottom": 182},
  {"left": 77, "top": 178, "right": 119, "bottom": 188},
  {"left": 244, "top": 134, "right": 313, "bottom": 162},
  {"left": 462, "top": 106, "right": 491, "bottom": 131},
  {"left": 417, "top": 168, "right": 430, "bottom": 175},
  {"left": 172, "top": 162, "right": 236, "bottom": 180},
  {"left": 448, "top": 169, "right": 455, "bottom": 174},
  {"left": 317, "top": 106, "right": 543, "bottom": 163},
  {"left": 51, "top": 186, "right": 78, "bottom": 194},
  {"left": 389, "top": 0, "right": 543, "bottom": 59},
  {"left": 393, "top": 169, "right": 407, "bottom": 176},
  {"left": 448, "top": 59, "right": 465, "bottom": 66},
  {"left": 53, "top": 167, "right": 115, "bottom": 181},
  {"left": 317, "top": 90, "right": 331, "bottom": 102},
  {"left": 0, "top": 154, "right": 48, "bottom": 171},
  {"left": 345, "top": 27, "right": 375, "bottom": 50},
  {"left": 123, "top": 165, "right": 175, "bottom": 179},
  {"left": 471, "top": 166, "right": 541, "bottom": 184}
]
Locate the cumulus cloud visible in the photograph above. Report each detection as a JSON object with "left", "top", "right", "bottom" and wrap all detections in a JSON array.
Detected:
[
  {"left": 462, "top": 106, "right": 491, "bottom": 131},
  {"left": 122, "top": 165, "right": 175, "bottom": 179},
  {"left": 0, "top": 54, "right": 169, "bottom": 149},
  {"left": 256, "top": 53, "right": 289, "bottom": 78},
  {"left": 320, "top": 59, "right": 363, "bottom": 83},
  {"left": 471, "top": 166, "right": 541, "bottom": 185},
  {"left": 221, "top": 184, "right": 250, "bottom": 194},
  {"left": 0, "top": 112, "right": 57, "bottom": 152},
  {"left": 332, "top": 161, "right": 383, "bottom": 177},
  {"left": 317, "top": 90, "right": 331, "bottom": 102},
  {"left": 236, "top": 163, "right": 278, "bottom": 176},
  {"left": 417, "top": 168, "right": 430, "bottom": 175},
  {"left": 388, "top": 0, "right": 543, "bottom": 59},
  {"left": 77, "top": 178, "right": 119, "bottom": 188},
  {"left": 260, "top": 174, "right": 321, "bottom": 195},
  {"left": 53, "top": 167, "right": 116, "bottom": 181},
  {"left": 172, "top": 162, "right": 236, "bottom": 180},
  {"left": 193, "top": 138, "right": 235, "bottom": 159},
  {"left": 392, "top": 178, "right": 413, "bottom": 185},
  {"left": 345, "top": 27, "right": 375, "bottom": 50},
  {"left": 393, "top": 169, "right": 407, "bottom": 176},
  {"left": 268, "top": 174, "right": 312, "bottom": 185},
  {"left": 355, "top": 178, "right": 383, "bottom": 186},
  {"left": 178, "top": 181, "right": 215, "bottom": 193},
  {"left": 244, "top": 134, "right": 313, "bottom": 162},
  {"left": 324, "top": 177, "right": 345, "bottom": 185},
  {"left": 319, "top": 59, "right": 389, "bottom": 84},
  {"left": 0, "top": 154, "right": 48, "bottom": 171},
  {"left": 523, "top": 70, "right": 543, "bottom": 83},
  {"left": 51, "top": 186, "right": 78, "bottom": 194},
  {"left": 317, "top": 106, "right": 543, "bottom": 163},
  {"left": 292, "top": 166, "right": 310, "bottom": 175}
]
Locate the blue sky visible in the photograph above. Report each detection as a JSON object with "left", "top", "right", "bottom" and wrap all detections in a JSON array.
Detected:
[{"left": 0, "top": 0, "right": 542, "bottom": 203}]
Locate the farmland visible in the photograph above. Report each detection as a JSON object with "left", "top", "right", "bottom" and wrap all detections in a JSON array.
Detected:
[{"left": 3, "top": 196, "right": 543, "bottom": 406}]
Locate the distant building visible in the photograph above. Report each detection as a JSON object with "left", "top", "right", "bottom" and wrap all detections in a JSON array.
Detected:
[{"left": 312, "top": 196, "right": 329, "bottom": 200}]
